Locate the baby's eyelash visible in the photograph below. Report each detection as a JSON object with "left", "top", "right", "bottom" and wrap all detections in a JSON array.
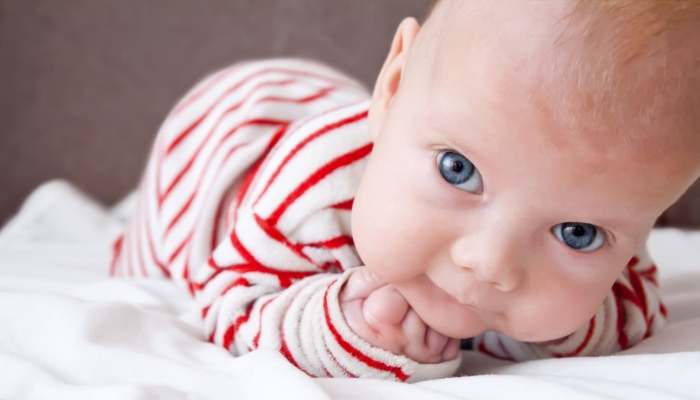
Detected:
[{"left": 597, "top": 226, "right": 614, "bottom": 248}]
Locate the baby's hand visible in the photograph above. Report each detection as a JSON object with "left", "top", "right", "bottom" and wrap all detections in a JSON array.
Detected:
[{"left": 339, "top": 268, "right": 460, "bottom": 364}]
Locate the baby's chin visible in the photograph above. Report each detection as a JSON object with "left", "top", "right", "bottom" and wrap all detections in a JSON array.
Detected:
[{"left": 491, "top": 313, "right": 590, "bottom": 344}]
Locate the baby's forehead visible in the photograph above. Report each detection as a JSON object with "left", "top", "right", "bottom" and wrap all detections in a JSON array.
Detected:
[{"left": 418, "top": 0, "right": 700, "bottom": 161}]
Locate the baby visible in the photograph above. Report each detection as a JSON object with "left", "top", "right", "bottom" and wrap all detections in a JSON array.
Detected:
[{"left": 112, "top": 0, "right": 700, "bottom": 382}]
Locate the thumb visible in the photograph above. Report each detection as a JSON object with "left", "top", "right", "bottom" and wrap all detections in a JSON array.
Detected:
[
  {"left": 339, "top": 268, "right": 387, "bottom": 302},
  {"left": 363, "top": 284, "right": 410, "bottom": 326}
]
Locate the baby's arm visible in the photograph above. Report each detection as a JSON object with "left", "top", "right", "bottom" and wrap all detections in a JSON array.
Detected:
[
  {"left": 474, "top": 245, "right": 666, "bottom": 360},
  {"left": 194, "top": 252, "right": 460, "bottom": 381}
]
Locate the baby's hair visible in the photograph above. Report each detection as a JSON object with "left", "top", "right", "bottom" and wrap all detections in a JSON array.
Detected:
[
  {"left": 427, "top": 0, "right": 700, "bottom": 52},
  {"left": 571, "top": 0, "right": 700, "bottom": 61}
]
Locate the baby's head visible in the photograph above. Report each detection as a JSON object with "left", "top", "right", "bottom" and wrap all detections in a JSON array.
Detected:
[{"left": 352, "top": 0, "right": 700, "bottom": 341}]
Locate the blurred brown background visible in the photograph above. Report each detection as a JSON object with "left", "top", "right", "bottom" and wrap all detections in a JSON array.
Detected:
[{"left": 1, "top": 0, "right": 698, "bottom": 227}]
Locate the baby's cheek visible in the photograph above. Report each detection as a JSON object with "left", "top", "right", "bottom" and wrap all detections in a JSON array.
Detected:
[
  {"left": 509, "top": 276, "right": 609, "bottom": 341},
  {"left": 352, "top": 202, "right": 427, "bottom": 284},
  {"left": 377, "top": 221, "right": 440, "bottom": 284}
]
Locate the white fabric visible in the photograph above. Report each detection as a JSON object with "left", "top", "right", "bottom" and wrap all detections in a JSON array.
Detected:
[{"left": 0, "top": 179, "right": 699, "bottom": 399}]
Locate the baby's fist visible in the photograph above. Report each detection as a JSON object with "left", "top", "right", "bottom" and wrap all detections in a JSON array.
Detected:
[{"left": 339, "top": 268, "right": 460, "bottom": 364}]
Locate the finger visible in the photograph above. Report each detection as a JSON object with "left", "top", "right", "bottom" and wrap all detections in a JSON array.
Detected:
[
  {"left": 441, "top": 337, "right": 461, "bottom": 361},
  {"left": 340, "top": 291, "right": 405, "bottom": 355},
  {"left": 401, "top": 308, "right": 437, "bottom": 364},
  {"left": 424, "top": 326, "right": 450, "bottom": 356},
  {"left": 363, "top": 284, "right": 410, "bottom": 326},
  {"left": 340, "top": 268, "right": 388, "bottom": 301}
]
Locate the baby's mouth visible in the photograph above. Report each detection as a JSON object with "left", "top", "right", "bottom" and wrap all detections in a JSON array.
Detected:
[{"left": 432, "top": 278, "right": 493, "bottom": 312}]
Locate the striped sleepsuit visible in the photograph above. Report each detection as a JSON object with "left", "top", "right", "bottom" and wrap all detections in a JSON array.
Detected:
[{"left": 111, "top": 59, "right": 666, "bottom": 381}]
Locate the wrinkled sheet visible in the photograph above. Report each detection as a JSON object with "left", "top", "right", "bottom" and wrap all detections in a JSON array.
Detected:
[{"left": 1, "top": 180, "right": 699, "bottom": 400}]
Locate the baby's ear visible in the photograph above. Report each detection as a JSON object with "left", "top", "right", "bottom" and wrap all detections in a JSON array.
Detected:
[{"left": 369, "top": 17, "right": 421, "bottom": 142}]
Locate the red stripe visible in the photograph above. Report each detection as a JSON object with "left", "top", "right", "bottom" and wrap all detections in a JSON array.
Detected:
[
  {"left": 229, "top": 227, "right": 263, "bottom": 266},
  {"left": 202, "top": 305, "right": 211, "bottom": 319},
  {"left": 168, "top": 234, "right": 190, "bottom": 264},
  {"left": 267, "top": 143, "right": 373, "bottom": 226},
  {"left": 497, "top": 337, "right": 508, "bottom": 355},
  {"left": 659, "top": 302, "right": 668, "bottom": 318},
  {"left": 167, "top": 112, "right": 208, "bottom": 155},
  {"left": 168, "top": 63, "right": 356, "bottom": 154},
  {"left": 183, "top": 261, "right": 196, "bottom": 296},
  {"left": 612, "top": 283, "right": 630, "bottom": 349},
  {"left": 280, "top": 338, "right": 303, "bottom": 371},
  {"left": 305, "top": 235, "right": 354, "bottom": 250},
  {"left": 211, "top": 186, "right": 232, "bottom": 252},
  {"left": 236, "top": 123, "right": 289, "bottom": 211},
  {"left": 223, "top": 303, "right": 254, "bottom": 350},
  {"left": 178, "top": 137, "right": 250, "bottom": 253},
  {"left": 254, "top": 214, "right": 312, "bottom": 262},
  {"left": 159, "top": 150, "right": 197, "bottom": 207},
  {"left": 251, "top": 99, "right": 365, "bottom": 170},
  {"left": 252, "top": 298, "right": 275, "bottom": 348},
  {"left": 159, "top": 118, "right": 285, "bottom": 207},
  {"left": 627, "top": 266, "right": 649, "bottom": 318},
  {"left": 167, "top": 77, "right": 294, "bottom": 154},
  {"left": 627, "top": 256, "right": 639, "bottom": 268},
  {"left": 322, "top": 284, "right": 409, "bottom": 381},
  {"left": 195, "top": 262, "right": 255, "bottom": 290},
  {"left": 553, "top": 318, "right": 595, "bottom": 357},
  {"left": 174, "top": 65, "right": 356, "bottom": 117},
  {"left": 173, "top": 66, "right": 239, "bottom": 115},
  {"left": 110, "top": 235, "right": 124, "bottom": 276},
  {"left": 227, "top": 263, "right": 316, "bottom": 289},
  {"left": 169, "top": 76, "right": 294, "bottom": 156},
  {"left": 145, "top": 215, "right": 171, "bottom": 277},
  {"left": 321, "top": 260, "right": 343, "bottom": 272},
  {"left": 165, "top": 134, "right": 248, "bottom": 249},
  {"left": 231, "top": 160, "right": 265, "bottom": 217},
  {"left": 165, "top": 191, "right": 196, "bottom": 234},
  {"left": 258, "top": 85, "right": 335, "bottom": 104},
  {"left": 253, "top": 110, "right": 368, "bottom": 206},
  {"left": 222, "top": 325, "right": 236, "bottom": 350},
  {"left": 638, "top": 265, "right": 659, "bottom": 286},
  {"left": 645, "top": 315, "right": 655, "bottom": 338},
  {"left": 229, "top": 229, "right": 316, "bottom": 287},
  {"left": 207, "top": 136, "right": 254, "bottom": 252},
  {"left": 320, "top": 365, "right": 332, "bottom": 378},
  {"left": 612, "top": 281, "right": 643, "bottom": 309},
  {"left": 325, "top": 349, "right": 359, "bottom": 378},
  {"left": 160, "top": 84, "right": 292, "bottom": 206},
  {"left": 329, "top": 199, "right": 354, "bottom": 210},
  {"left": 264, "top": 122, "right": 290, "bottom": 154},
  {"left": 221, "top": 277, "right": 251, "bottom": 296},
  {"left": 477, "top": 342, "right": 514, "bottom": 361}
]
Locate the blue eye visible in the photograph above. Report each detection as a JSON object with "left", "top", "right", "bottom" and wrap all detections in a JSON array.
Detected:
[
  {"left": 437, "top": 151, "right": 483, "bottom": 193},
  {"left": 552, "top": 222, "right": 605, "bottom": 252}
]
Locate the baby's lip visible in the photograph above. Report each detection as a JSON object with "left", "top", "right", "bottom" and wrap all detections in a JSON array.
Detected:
[{"left": 435, "top": 281, "right": 490, "bottom": 312}]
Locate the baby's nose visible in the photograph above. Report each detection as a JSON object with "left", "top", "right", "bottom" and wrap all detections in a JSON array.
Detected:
[{"left": 449, "top": 233, "right": 524, "bottom": 292}]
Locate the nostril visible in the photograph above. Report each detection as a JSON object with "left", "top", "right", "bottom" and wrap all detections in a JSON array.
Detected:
[
  {"left": 470, "top": 263, "right": 519, "bottom": 292},
  {"left": 449, "top": 237, "right": 521, "bottom": 291}
]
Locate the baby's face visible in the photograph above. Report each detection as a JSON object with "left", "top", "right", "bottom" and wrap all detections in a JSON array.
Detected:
[{"left": 352, "top": 1, "right": 700, "bottom": 341}]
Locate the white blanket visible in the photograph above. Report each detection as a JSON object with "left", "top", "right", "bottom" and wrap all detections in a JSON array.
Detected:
[{"left": 1, "top": 180, "right": 699, "bottom": 399}]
